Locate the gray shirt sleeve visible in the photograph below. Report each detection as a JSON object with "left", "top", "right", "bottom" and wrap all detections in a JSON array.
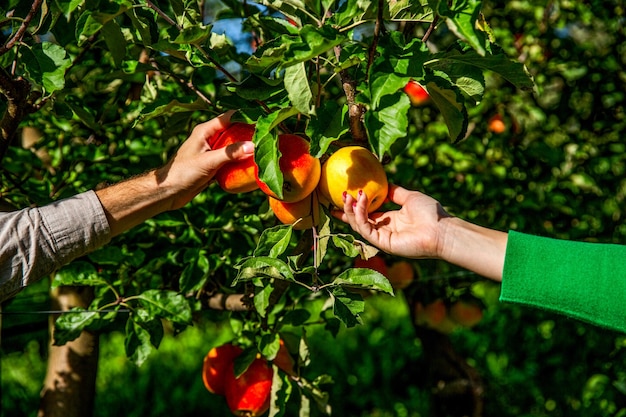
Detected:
[{"left": 0, "top": 190, "right": 111, "bottom": 303}]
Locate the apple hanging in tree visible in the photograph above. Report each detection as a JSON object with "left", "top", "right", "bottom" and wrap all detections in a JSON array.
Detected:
[{"left": 403, "top": 80, "right": 430, "bottom": 107}]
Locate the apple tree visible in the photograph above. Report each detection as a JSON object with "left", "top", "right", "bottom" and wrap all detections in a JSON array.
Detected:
[{"left": 0, "top": 0, "right": 539, "bottom": 415}]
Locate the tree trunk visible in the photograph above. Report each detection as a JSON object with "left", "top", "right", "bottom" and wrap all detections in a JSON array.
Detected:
[{"left": 38, "top": 286, "right": 99, "bottom": 417}]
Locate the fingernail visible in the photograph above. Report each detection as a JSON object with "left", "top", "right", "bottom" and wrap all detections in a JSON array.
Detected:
[
  {"left": 352, "top": 202, "right": 357, "bottom": 208},
  {"left": 242, "top": 141, "right": 255, "bottom": 154},
  {"left": 358, "top": 190, "right": 363, "bottom": 198},
  {"left": 342, "top": 191, "right": 347, "bottom": 202}
]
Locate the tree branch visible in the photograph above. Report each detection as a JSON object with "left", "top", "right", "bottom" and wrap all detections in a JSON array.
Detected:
[
  {"left": 366, "top": 0, "right": 385, "bottom": 75},
  {"left": 0, "top": 69, "right": 31, "bottom": 160},
  {"left": 203, "top": 292, "right": 253, "bottom": 311},
  {"left": 0, "top": 0, "right": 43, "bottom": 57},
  {"left": 334, "top": 46, "right": 367, "bottom": 143}
]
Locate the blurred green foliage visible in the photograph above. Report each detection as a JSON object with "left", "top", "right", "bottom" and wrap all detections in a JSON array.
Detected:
[{"left": 2, "top": 0, "right": 626, "bottom": 416}]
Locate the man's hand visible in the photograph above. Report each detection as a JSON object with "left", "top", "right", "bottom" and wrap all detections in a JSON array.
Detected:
[
  {"left": 157, "top": 111, "right": 254, "bottom": 210},
  {"left": 96, "top": 112, "right": 255, "bottom": 236}
]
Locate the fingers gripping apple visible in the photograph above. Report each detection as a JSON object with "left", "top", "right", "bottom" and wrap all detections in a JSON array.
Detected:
[
  {"left": 318, "top": 146, "right": 389, "bottom": 212},
  {"left": 210, "top": 123, "right": 259, "bottom": 193}
]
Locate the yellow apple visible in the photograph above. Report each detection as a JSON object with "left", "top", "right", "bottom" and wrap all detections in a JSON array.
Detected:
[{"left": 317, "top": 146, "right": 388, "bottom": 213}]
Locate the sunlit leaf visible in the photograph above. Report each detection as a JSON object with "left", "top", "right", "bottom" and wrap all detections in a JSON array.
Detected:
[
  {"left": 136, "top": 290, "right": 192, "bottom": 325},
  {"left": 332, "top": 267, "right": 394, "bottom": 296},
  {"left": 235, "top": 257, "right": 295, "bottom": 283},
  {"left": 330, "top": 287, "right": 364, "bottom": 327}
]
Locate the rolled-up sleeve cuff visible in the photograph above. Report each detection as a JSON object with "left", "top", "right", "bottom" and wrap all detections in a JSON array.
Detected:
[{"left": 38, "top": 190, "right": 112, "bottom": 267}]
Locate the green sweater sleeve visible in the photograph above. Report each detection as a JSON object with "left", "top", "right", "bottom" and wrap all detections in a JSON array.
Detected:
[{"left": 500, "top": 230, "right": 626, "bottom": 333}]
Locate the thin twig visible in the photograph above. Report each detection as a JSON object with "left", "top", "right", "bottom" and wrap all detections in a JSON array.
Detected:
[
  {"left": 422, "top": 15, "right": 439, "bottom": 44},
  {"left": 366, "top": 0, "right": 385, "bottom": 76},
  {"left": 0, "top": 0, "right": 43, "bottom": 57}
]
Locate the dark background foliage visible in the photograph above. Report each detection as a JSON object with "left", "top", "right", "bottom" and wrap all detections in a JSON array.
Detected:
[{"left": 2, "top": 0, "right": 625, "bottom": 416}]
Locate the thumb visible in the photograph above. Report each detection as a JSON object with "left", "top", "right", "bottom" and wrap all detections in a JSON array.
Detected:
[
  {"left": 387, "top": 184, "right": 412, "bottom": 206},
  {"left": 210, "top": 141, "right": 255, "bottom": 168}
]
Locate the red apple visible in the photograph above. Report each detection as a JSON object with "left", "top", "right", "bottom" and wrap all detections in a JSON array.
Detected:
[
  {"left": 404, "top": 80, "right": 430, "bottom": 106},
  {"left": 225, "top": 356, "right": 274, "bottom": 417},
  {"left": 202, "top": 343, "right": 244, "bottom": 395},
  {"left": 210, "top": 123, "right": 259, "bottom": 193}
]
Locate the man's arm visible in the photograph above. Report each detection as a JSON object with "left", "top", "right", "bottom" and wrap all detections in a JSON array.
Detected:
[
  {"left": 1, "top": 113, "right": 254, "bottom": 302},
  {"left": 95, "top": 112, "right": 254, "bottom": 237}
]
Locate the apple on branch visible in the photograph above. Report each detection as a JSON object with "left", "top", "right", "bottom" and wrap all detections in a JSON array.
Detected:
[
  {"left": 404, "top": 80, "right": 430, "bottom": 107},
  {"left": 255, "top": 134, "right": 321, "bottom": 203},
  {"left": 318, "top": 146, "right": 389, "bottom": 213}
]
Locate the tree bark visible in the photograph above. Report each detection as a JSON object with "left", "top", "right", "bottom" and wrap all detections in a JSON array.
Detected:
[{"left": 38, "top": 286, "right": 99, "bottom": 417}]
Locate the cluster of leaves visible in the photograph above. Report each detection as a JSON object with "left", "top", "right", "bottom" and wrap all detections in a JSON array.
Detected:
[{"left": 1, "top": 0, "right": 540, "bottom": 414}]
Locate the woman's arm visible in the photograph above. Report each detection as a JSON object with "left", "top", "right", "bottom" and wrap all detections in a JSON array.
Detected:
[{"left": 334, "top": 184, "right": 508, "bottom": 281}]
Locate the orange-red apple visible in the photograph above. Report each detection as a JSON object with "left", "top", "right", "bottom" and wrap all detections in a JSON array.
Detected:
[
  {"left": 488, "top": 114, "right": 507, "bottom": 134},
  {"left": 225, "top": 356, "right": 273, "bottom": 417},
  {"left": 255, "top": 134, "right": 321, "bottom": 203},
  {"left": 202, "top": 343, "right": 243, "bottom": 395},
  {"left": 354, "top": 255, "right": 388, "bottom": 276},
  {"left": 404, "top": 80, "right": 430, "bottom": 106},
  {"left": 273, "top": 339, "right": 296, "bottom": 376},
  {"left": 387, "top": 261, "right": 415, "bottom": 290},
  {"left": 269, "top": 191, "right": 319, "bottom": 230},
  {"left": 449, "top": 300, "right": 484, "bottom": 328},
  {"left": 210, "top": 123, "right": 259, "bottom": 193},
  {"left": 318, "top": 146, "right": 388, "bottom": 213},
  {"left": 415, "top": 299, "right": 458, "bottom": 334}
]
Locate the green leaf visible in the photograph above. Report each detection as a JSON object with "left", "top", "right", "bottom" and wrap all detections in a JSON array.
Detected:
[
  {"left": 246, "top": 25, "right": 344, "bottom": 73},
  {"left": 254, "top": 108, "right": 300, "bottom": 199},
  {"left": 426, "top": 47, "right": 535, "bottom": 92},
  {"left": 364, "top": 92, "right": 411, "bottom": 158},
  {"left": 53, "top": 308, "right": 100, "bottom": 345},
  {"left": 20, "top": 42, "right": 71, "bottom": 93},
  {"left": 234, "top": 257, "right": 295, "bottom": 283},
  {"left": 332, "top": 267, "right": 394, "bottom": 296},
  {"left": 284, "top": 62, "right": 314, "bottom": 115},
  {"left": 259, "top": 332, "right": 281, "bottom": 361},
  {"left": 330, "top": 287, "right": 364, "bottom": 328},
  {"left": 438, "top": 0, "right": 487, "bottom": 56},
  {"left": 307, "top": 101, "right": 349, "bottom": 158},
  {"left": 254, "top": 284, "right": 274, "bottom": 318},
  {"left": 233, "top": 348, "right": 258, "bottom": 378},
  {"left": 125, "top": 314, "right": 162, "bottom": 367},
  {"left": 281, "top": 309, "right": 312, "bottom": 326},
  {"left": 269, "top": 365, "right": 293, "bottom": 417},
  {"left": 136, "top": 290, "right": 192, "bottom": 325},
  {"left": 126, "top": 7, "right": 158, "bottom": 45},
  {"left": 138, "top": 98, "right": 208, "bottom": 123},
  {"left": 101, "top": 20, "right": 126, "bottom": 67},
  {"left": 88, "top": 245, "right": 125, "bottom": 265},
  {"left": 228, "top": 75, "right": 285, "bottom": 101},
  {"left": 368, "top": 34, "right": 429, "bottom": 108},
  {"left": 254, "top": 225, "right": 294, "bottom": 258},
  {"left": 425, "top": 79, "right": 468, "bottom": 143},
  {"left": 53, "top": 261, "right": 107, "bottom": 288},
  {"left": 179, "top": 248, "right": 211, "bottom": 293},
  {"left": 330, "top": 234, "right": 379, "bottom": 259},
  {"left": 245, "top": 34, "right": 292, "bottom": 73},
  {"left": 287, "top": 25, "right": 344, "bottom": 66},
  {"left": 173, "top": 24, "right": 212, "bottom": 44}
]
